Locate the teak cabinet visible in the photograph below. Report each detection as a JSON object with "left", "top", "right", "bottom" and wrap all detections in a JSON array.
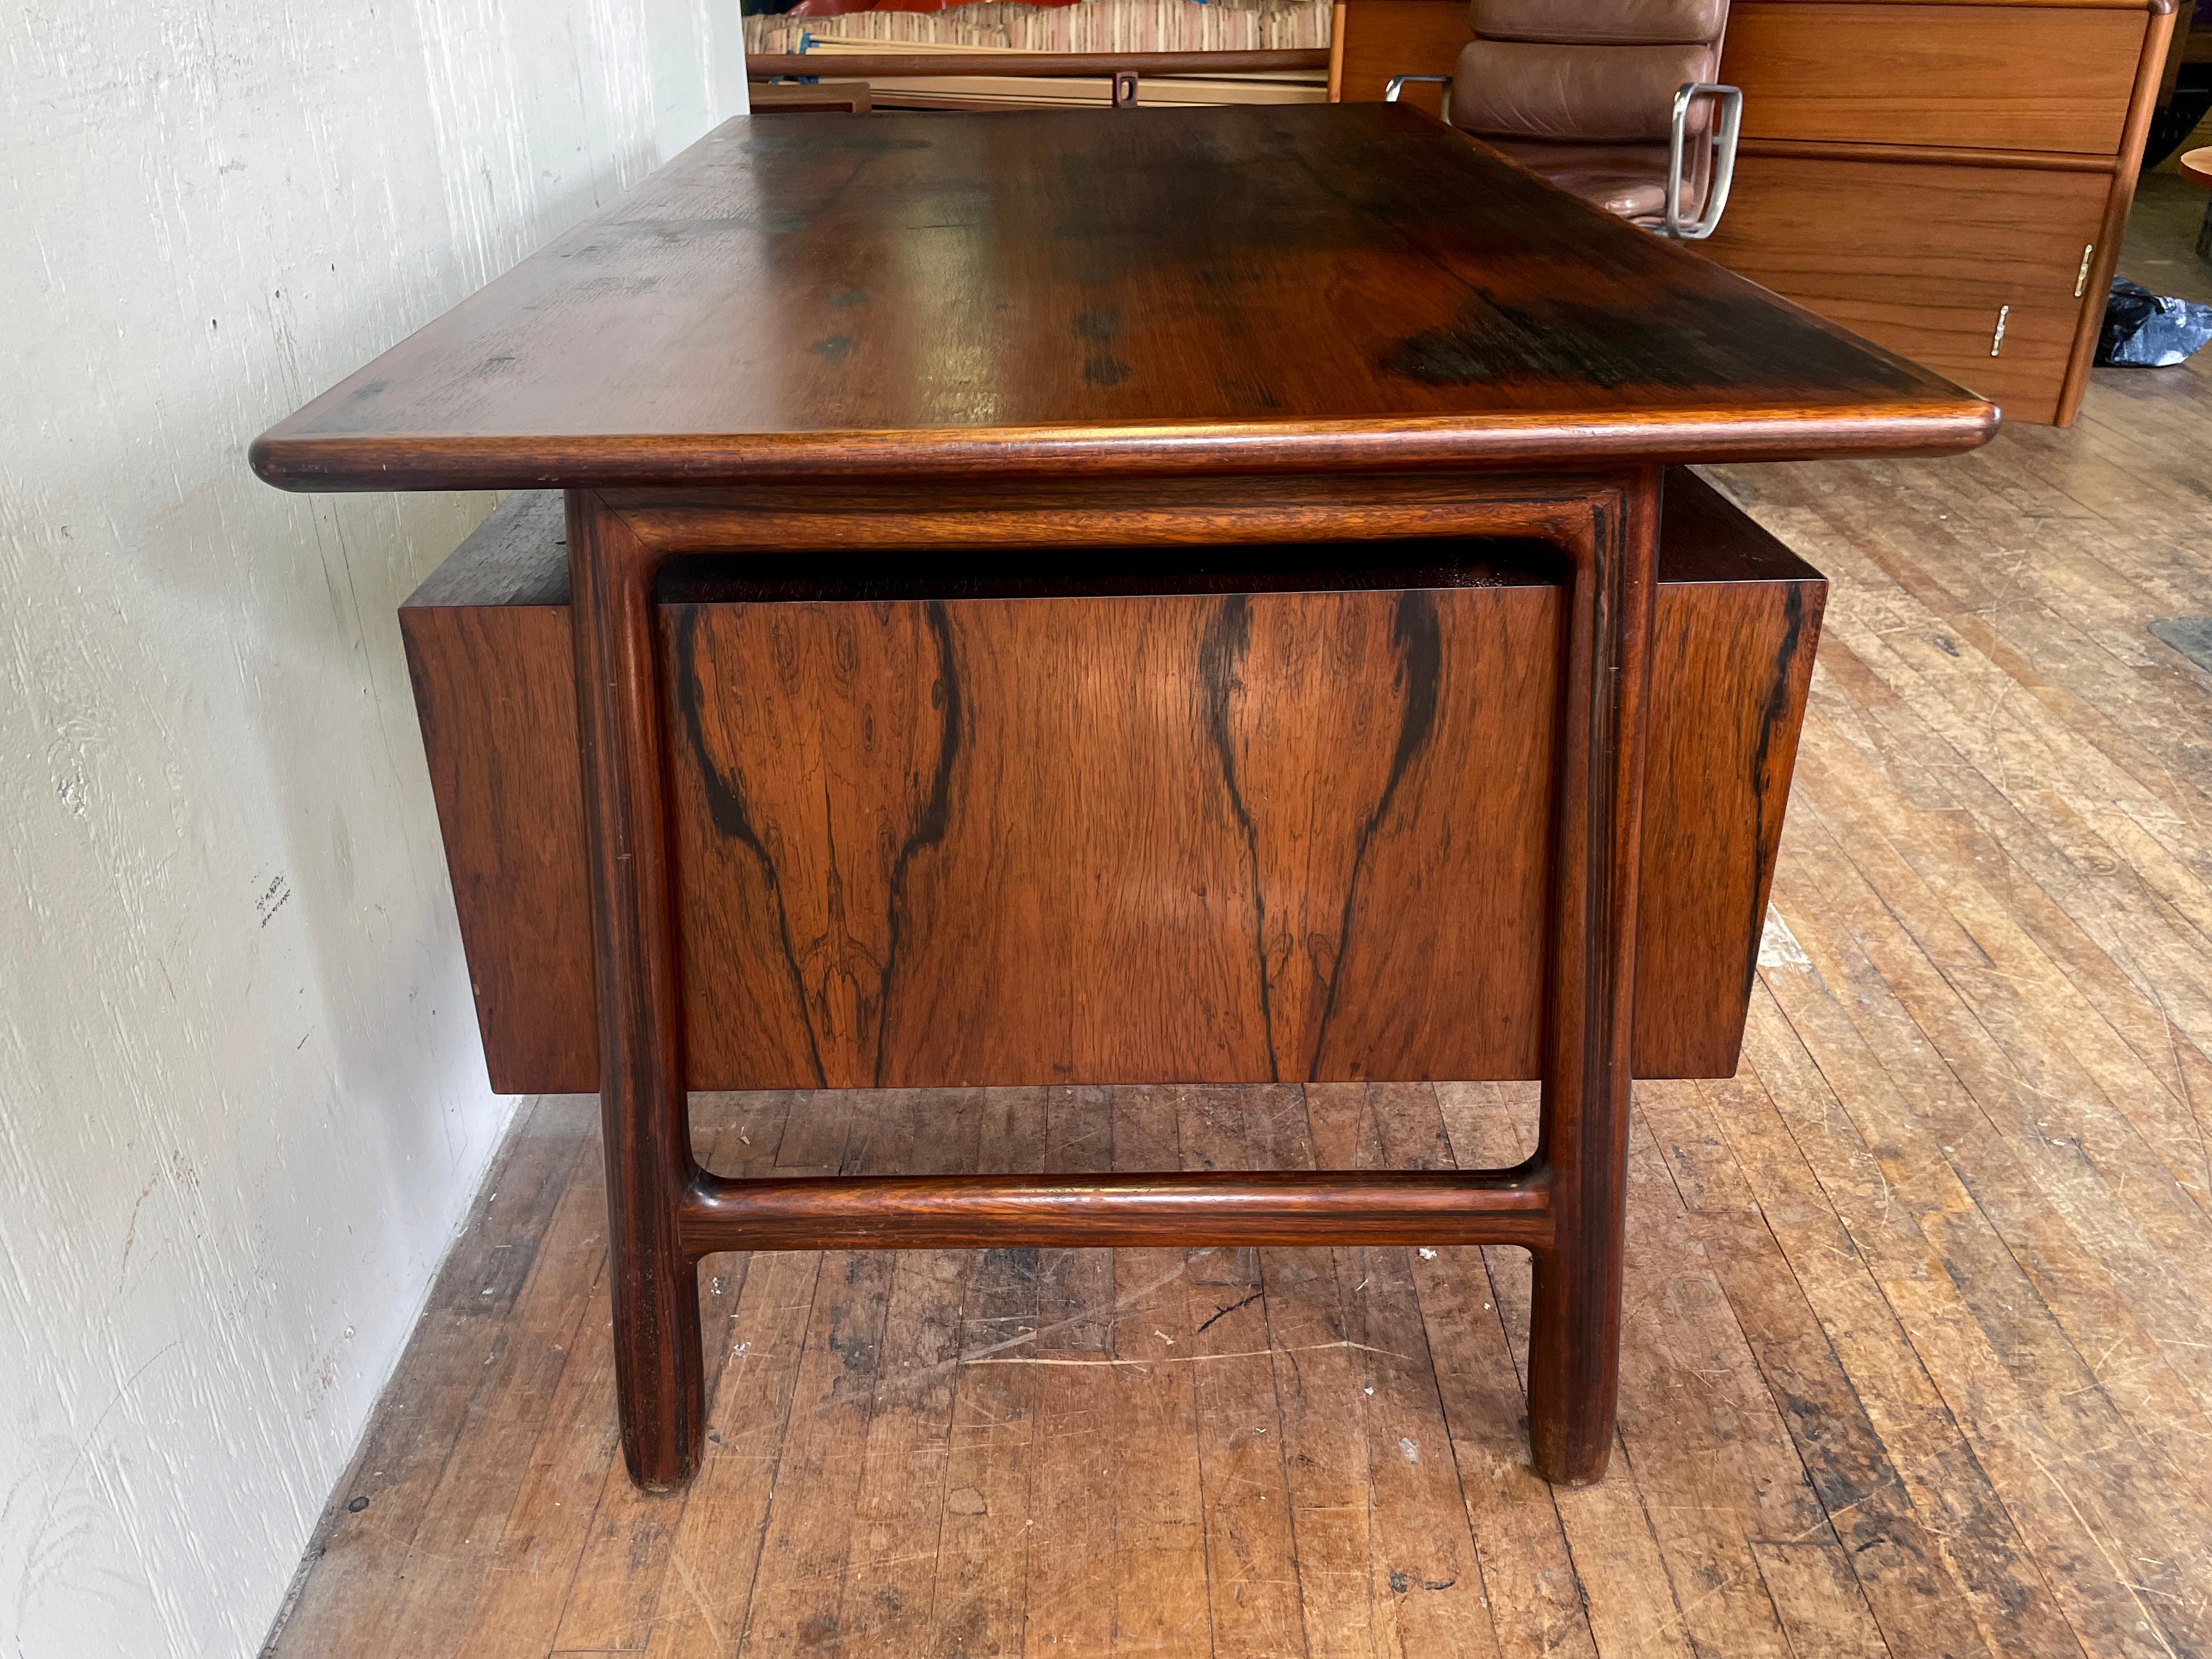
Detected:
[{"left": 1330, "top": 0, "right": 2177, "bottom": 424}]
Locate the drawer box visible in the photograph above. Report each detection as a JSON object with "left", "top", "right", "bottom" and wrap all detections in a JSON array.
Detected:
[
  {"left": 1722, "top": 1, "right": 2146, "bottom": 154},
  {"left": 401, "top": 472, "right": 1824, "bottom": 1092}
]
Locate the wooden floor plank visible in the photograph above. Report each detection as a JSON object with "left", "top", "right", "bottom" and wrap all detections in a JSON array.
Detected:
[
  {"left": 1106, "top": 1087, "right": 1212, "bottom": 1657},
  {"left": 1750, "top": 882, "right": 2192, "bottom": 1659},
  {"left": 1439, "top": 1084, "right": 1698, "bottom": 1659},
  {"left": 1018, "top": 1087, "right": 1121, "bottom": 1658},
  {"left": 1262, "top": 1092, "right": 1384, "bottom": 1659},
  {"left": 267, "top": 1096, "right": 584, "bottom": 1659},
  {"left": 516, "top": 1097, "right": 792, "bottom": 1657},
  {"left": 832, "top": 1102, "right": 984, "bottom": 1655},
  {"left": 729, "top": 1093, "right": 921, "bottom": 1658},
  {"left": 1177, "top": 1085, "right": 1311, "bottom": 1659},
  {"left": 925, "top": 1087, "right": 1050, "bottom": 1659},
  {"left": 1308, "top": 1084, "right": 1502, "bottom": 1659}
]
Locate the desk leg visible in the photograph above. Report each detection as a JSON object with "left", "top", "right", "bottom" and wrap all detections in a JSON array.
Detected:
[
  {"left": 562, "top": 473, "right": 1653, "bottom": 1489},
  {"left": 568, "top": 491, "right": 703, "bottom": 1489},
  {"left": 1528, "top": 472, "right": 1659, "bottom": 1486}
]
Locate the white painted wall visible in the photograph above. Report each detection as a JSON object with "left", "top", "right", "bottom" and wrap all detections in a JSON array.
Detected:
[{"left": 0, "top": 7, "right": 744, "bottom": 1655}]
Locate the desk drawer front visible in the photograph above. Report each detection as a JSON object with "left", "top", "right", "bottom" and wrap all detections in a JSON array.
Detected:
[
  {"left": 670, "top": 572, "right": 1562, "bottom": 1090},
  {"left": 1721, "top": 2, "right": 2147, "bottom": 155}
]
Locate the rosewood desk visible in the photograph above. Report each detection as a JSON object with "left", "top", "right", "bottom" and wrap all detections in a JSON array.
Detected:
[{"left": 252, "top": 103, "right": 1995, "bottom": 1490}]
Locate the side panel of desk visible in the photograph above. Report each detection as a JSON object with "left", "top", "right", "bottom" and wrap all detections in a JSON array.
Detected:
[
  {"left": 400, "top": 484, "right": 1822, "bottom": 1092},
  {"left": 1329, "top": 0, "right": 2173, "bottom": 426}
]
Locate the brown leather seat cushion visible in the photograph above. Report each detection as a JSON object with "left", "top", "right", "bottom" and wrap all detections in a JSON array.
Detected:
[{"left": 1484, "top": 137, "right": 1674, "bottom": 221}]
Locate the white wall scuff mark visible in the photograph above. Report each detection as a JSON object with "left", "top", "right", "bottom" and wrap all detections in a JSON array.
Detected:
[{"left": 0, "top": 6, "right": 745, "bottom": 1656}]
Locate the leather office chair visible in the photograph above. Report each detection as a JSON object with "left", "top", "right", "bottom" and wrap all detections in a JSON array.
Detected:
[{"left": 1387, "top": 0, "right": 1743, "bottom": 240}]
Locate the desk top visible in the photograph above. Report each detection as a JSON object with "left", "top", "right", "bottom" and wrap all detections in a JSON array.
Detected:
[{"left": 251, "top": 104, "right": 1994, "bottom": 492}]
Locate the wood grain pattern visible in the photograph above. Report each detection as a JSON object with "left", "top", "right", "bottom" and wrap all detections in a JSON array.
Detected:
[
  {"left": 1697, "top": 156, "right": 2114, "bottom": 424},
  {"left": 665, "top": 576, "right": 1554, "bottom": 1091},
  {"left": 265, "top": 315, "right": 2212, "bottom": 1649},
  {"left": 249, "top": 104, "right": 1991, "bottom": 493},
  {"left": 1722, "top": 1, "right": 2146, "bottom": 155},
  {"left": 398, "top": 471, "right": 1824, "bottom": 1092}
]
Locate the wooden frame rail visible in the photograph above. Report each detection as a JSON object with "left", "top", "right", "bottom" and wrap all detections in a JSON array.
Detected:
[
  {"left": 747, "top": 49, "right": 1331, "bottom": 81},
  {"left": 678, "top": 1167, "right": 1556, "bottom": 1252}
]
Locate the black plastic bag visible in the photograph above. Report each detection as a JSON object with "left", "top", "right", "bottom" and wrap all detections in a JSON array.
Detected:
[{"left": 2097, "top": 278, "right": 2212, "bottom": 368}]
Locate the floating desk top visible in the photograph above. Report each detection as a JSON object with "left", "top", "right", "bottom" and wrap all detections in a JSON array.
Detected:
[{"left": 251, "top": 103, "right": 1994, "bottom": 493}]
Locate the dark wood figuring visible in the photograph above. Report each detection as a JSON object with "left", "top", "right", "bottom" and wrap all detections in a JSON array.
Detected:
[
  {"left": 400, "top": 471, "right": 1824, "bottom": 1091},
  {"left": 664, "top": 550, "right": 1561, "bottom": 1091},
  {"left": 251, "top": 104, "right": 1991, "bottom": 494},
  {"left": 263, "top": 104, "right": 1991, "bottom": 1494},
  {"left": 1328, "top": 0, "right": 2173, "bottom": 427}
]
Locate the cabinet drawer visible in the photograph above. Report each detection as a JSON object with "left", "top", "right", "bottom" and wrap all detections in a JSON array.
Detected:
[
  {"left": 1701, "top": 154, "right": 2108, "bottom": 422},
  {"left": 1721, "top": 2, "right": 2148, "bottom": 155}
]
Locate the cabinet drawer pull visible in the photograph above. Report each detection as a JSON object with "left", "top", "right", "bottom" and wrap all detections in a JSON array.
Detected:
[{"left": 1991, "top": 305, "right": 2010, "bottom": 357}]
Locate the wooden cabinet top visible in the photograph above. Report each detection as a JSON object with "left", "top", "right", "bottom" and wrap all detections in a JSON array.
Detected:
[{"left": 252, "top": 103, "right": 1993, "bottom": 491}]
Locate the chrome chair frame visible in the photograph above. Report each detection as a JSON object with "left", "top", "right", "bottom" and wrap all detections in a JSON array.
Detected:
[{"left": 1384, "top": 72, "right": 1743, "bottom": 241}]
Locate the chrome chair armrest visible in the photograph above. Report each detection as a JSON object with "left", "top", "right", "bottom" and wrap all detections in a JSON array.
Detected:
[
  {"left": 1663, "top": 82, "right": 1743, "bottom": 240},
  {"left": 1384, "top": 73, "right": 1455, "bottom": 118}
]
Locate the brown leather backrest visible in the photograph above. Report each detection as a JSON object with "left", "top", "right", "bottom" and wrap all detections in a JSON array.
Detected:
[
  {"left": 1472, "top": 0, "right": 1725, "bottom": 47},
  {"left": 1452, "top": 41, "right": 1717, "bottom": 141},
  {"left": 1452, "top": 0, "right": 1726, "bottom": 143}
]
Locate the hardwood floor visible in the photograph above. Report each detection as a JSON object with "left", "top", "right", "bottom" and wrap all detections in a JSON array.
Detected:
[{"left": 265, "top": 190, "right": 2212, "bottom": 1658}]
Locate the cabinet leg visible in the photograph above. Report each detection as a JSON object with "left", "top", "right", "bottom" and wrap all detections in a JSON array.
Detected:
[
  {"left": 1526, "top": 472, "right": 1658, "bottom": 1486},
  {"left": 568, "top": 490, "right": 704, "bottom": 1489}
]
